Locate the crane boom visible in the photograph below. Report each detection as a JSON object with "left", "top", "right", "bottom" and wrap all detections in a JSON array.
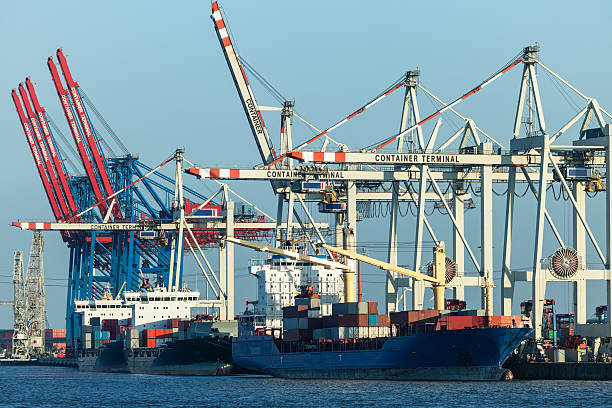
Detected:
[
  {"left": 224, "top": 237, "right": 350, "bottom": 270},
  {"left": 25, "top": 77, "right": 79, "bottom": 217},
  {"left": 18, "top": 83, "right": 70, "bottom": 220},
  {"left": 48, "top": 56, "right": 109, "bottom": 217},
  {"left": 56, "top": 49, "right": 122, "bottom": 219},
  {"left": 319, "top": 243, "right": 441, "bottom": 284},
  {"left": 11, "top": 89, "right": 63, "bottom": 221},
  {"left": 211, "top": 1, "right": 277, "bottom": 166}
]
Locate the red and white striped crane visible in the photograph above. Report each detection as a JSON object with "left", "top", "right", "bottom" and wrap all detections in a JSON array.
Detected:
[
  {"left": 25, "top": 77, "right": 79, "bottom": 218},
  {"left": 211, "top": 1, "right": 278, "bottom": 166},
  {"left": 56, "top": 48, "right": 122, "bottom": 219}
]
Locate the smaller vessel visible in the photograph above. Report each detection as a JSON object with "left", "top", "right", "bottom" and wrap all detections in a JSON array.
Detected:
[{"left": 76, "top": 285, "right": 239, "bottom": 374}]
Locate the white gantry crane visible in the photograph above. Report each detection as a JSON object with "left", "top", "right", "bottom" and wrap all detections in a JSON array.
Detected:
[{"left": 194, "top": 14, "right": 612, "bottom": 342}]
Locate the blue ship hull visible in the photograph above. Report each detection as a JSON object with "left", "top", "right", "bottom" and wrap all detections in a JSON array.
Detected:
[{"left": 233, "top": 327, "right": 531, "bottom": 380}]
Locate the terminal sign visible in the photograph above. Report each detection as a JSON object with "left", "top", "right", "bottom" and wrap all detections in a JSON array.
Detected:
[{"left": 374, "top": 154, "right": 460, "bottom": 164}]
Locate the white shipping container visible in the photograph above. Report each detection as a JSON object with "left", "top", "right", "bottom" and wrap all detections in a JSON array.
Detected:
[
  {"left": 330, "top": 327, "right": 348, "bottom": 339},
  {"left": 358, "top": 327, "right": 369, "bottom": 338},
  {"left": 307, "top": 309, "right": 321, "bottom": 318},
  {"left": 357, "top": 302, "right": 369, "bottom": 314},
  {"left": 321, "top": 304, "right": 333, "bottom": 316}
]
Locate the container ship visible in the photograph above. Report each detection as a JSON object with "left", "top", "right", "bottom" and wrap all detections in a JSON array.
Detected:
[
  {"left": 234, "top": 291, "right": 531, "bottom": 381},
  {"left": 76, "top": 285, "right": 239, "bottom": 375}
]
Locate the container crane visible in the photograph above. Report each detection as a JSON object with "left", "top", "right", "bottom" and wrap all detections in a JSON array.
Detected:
[
  {"left": 25, "top": 77, "right": 79, "bottom": 218},
  {"left": 48, "top": 56, "right": 109, "bottom": 218},
  {"left": 18, "top": 83, "right": 70, "bottom": 220},
  {"left": 210, "top": 1, "right": 278, "bottom": 167},
  {"left": 11, "top": 89, "right": 63, "bottom": 223},
  {"left": 56, "top": 48, "right": 122, "bottom": 220}
]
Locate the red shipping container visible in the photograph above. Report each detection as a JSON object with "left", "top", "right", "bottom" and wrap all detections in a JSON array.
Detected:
[
  {"left": 53, "top": 329, "right": 66, "bottom": 338},
  {"left": 378, "top": 314, "right": 390, "bottom": 327},
  {"left": 367, "top": 302, "right": 378, "bottom": 315},
  {"left": 444, "top": 316, "right": 477, "bottom": 330}
]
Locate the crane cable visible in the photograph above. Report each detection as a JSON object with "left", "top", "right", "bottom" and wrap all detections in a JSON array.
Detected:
[
  {"left": 365, "top": 50, "right": 525, "bottom": 152},
  {"left": 266, "top": 74, "right": 407, "bottom": 167}
]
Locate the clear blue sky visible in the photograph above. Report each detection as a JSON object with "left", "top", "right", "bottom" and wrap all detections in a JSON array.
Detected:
[{"left": 1, "top": 1, "right": 611, "bottom": 328}]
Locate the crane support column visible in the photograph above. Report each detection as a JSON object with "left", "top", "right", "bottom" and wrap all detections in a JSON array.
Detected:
[
  {"left": 453, "top": 183, "right": 465, "bottom": 301},
  {"left": 344, "top": 181, "right": 358, "bottom": 302},
  {"left": 480, "top": 142, "right": 494, "bottom": 315},
  {"left": 501, "top": 166, "right": 517, "bottom": 315},
  {"left": 225, "top": 200, "right": 235, "bottom": 320},
  {"left": 412, "top": 168, "right": 427, "bottom": 310},
  {"left": 532, "top": 134, "right": 550, "bottom": 339},
  {"left": 573, "top": 180, "right": 587, "bottom": 324}
]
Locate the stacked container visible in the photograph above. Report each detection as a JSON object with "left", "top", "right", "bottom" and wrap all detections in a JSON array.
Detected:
[
  {"left": 284, "top": 300, "right": 392, "bottom": 341},
  {"left": 390, "top": 309, "right": 529, "bottom": 335}
]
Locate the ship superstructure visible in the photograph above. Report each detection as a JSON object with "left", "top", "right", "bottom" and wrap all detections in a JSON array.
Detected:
[
  {"left": 246, "top": 256, "right": 344, "bottom": 331},
  {"left": 74, "top": 287, "right": 200, "bottom": 332}
]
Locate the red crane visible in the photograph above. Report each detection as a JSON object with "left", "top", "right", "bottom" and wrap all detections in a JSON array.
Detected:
[
  {"left": 56, "top": 49, "right": 122, "bottom": 219},
  {"left": 25, "top": 77, "right": 79, "bottom": 218},
  {"left": 11, "top": 89, "right": 63, "bottom": 222},
  {"left": 48, "top": 56, "right": 109, "bottom": 218},
  {"left": 18, "top": 83, "right": 70, "bottom": 220}
]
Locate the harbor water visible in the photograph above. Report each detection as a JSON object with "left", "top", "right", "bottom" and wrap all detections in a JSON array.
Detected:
[{"left": 1, "top": 366, "right": 610, "bottom": 407}]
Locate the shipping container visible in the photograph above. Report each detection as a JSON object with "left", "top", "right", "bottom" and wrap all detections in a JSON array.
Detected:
[
  {"left": 390, "top": 310, "right": 440, "bottom": 325},
  {"left": 378, "top": 314, "right": 390, "bottom": 327},
  {"left": 295, "top": 297, "right": 321, "bottom": 309},
  {"left": 367, "top": 302, "right": 378, "bottom": 315},
  {"left": 283, "top": 329, "right": 313, "bottom": 342},
  {"left": 282, "top": 305, "right": 309, "bottom": 318},
  {"left": 283, "top": 317, "right": 309, "bottom": 331},
  {"left": 321, "top": 304, "right": 332, "bottom": 316},
  {"left": 308, "top": 318, "right": 322, "bottom": 330},
  {"left": 368, "top": 314, "right": 378, "bottom": 327}
]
